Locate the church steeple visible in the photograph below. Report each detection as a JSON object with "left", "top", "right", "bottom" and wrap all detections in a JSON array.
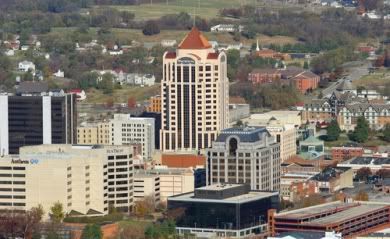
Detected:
[{"left": 256, "top": 39, "right": 260, "bottom": 51}]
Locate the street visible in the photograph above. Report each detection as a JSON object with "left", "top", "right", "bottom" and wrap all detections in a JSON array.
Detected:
[{"left": 321, "top": 61, "right": 371, "bottom": 98}]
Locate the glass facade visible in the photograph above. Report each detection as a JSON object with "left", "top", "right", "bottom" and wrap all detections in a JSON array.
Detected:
[{"left": 168, "top": 194, "right": 279, "bottom": 230}]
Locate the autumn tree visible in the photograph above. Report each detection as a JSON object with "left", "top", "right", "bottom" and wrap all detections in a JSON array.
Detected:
[
  {"left": 354, "top": 190, "right": 369, "bottom": 201},
  {"left": 0, "top": 205, "right": 44, "bottom": 238},
  {"left": 355, "top": 167, "right": 372, "bottom": 182},
  {"left": 134, "top": 196, "right": 156, "bottom": 218},
  {"left": 127, "top": 96, "right": 136, "bottom": 109},
  {"left": 118, "top": 223, "right": 145, "bottom": 239},
  {"left": 106, "top": 97, "right": 114, "bottom": 108},
  {"left": 376, "top": 169, "right": 390, "bottom": 179}
]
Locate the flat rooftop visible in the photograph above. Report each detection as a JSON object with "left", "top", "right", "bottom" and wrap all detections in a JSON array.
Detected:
[
  {"left": 349, "top": 157, "right": 390, "bottom": 165},
  {"left": 276, "top": 201, "right": 390, "bottom": 224},
  {"left": 168, "top": 190, "right": 278, "bottom": 204},
  {"left": 196, "top": 184, "right": 242, "bottom": 191}
]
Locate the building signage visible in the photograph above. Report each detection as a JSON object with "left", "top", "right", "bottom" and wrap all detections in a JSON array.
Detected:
[
  {"left": 107, "top": 149, "right": 124, "bottom": 154},
  {"left": 177, "top": 57, "right": 195, "bottom": 65},
  {"left": 11, "top": 158, "right": 39, "bottom": 164},
  {"left": 11, "top": 159, "right": 29, "bottom": 164}
]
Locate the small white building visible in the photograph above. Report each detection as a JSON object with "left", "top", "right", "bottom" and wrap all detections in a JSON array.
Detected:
[
  {"left": 127, "top": 74, "right": 156, "bottom": 87},
  {"left": 161, "top": 39, "right": 177, "bottom": 47},
  {"left": 4, "top": 50, "right": 14, "bottom": 56},
  {"left": 18, "top": 61, "right": 36, "bottom": 73},
  {"left": 210, "top": 24, "right": 244, "bottom": 33},
  {"left": 20, "top": 45, "right": 29, "bottom": 51},
  {"left": 53, "top": 69, "right": 64, "bottom": 78}
]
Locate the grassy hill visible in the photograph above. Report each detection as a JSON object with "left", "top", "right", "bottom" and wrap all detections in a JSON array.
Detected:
[
  {"left": 101, "top": 0, "right": 246, "bottom": 20},
  {"left": 50, "top": 27, "right": 297, "bottom": 46}
]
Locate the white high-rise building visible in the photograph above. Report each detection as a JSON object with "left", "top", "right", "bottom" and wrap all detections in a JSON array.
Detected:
[
  {"left": 111, "top": 114, "right": 155, "bottom": 160},
  {"left": 160, "top": 27, "right": 229, "bottom": 152}
]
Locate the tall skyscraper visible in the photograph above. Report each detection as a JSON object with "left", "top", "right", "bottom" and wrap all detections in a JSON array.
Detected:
[
  {"left": 0, "top": 82, "right": 77, "bottom": 155},
  {"left": 160, "top": 27, "right": 229, "bottom": 152}
]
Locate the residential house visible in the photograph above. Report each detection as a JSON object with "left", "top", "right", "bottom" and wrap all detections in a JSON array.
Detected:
[
  {"left": 210, "top": 24, "right": 244, "bottom": 33},
  {"left": 18, "top": 61, "right": 36, "bottom": 74},
  {"left": 68, "top": 89, "right": 87, "bottom": 101},
  {"left": 53, "top": 69, "right": 65, "bottom": 78},
  {"left": 161, "top": 39, "right": 177, "bottom": 47}
]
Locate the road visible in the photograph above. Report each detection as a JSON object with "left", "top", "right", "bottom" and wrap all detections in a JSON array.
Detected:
[{"left": 321, "top": 61, "right": 371, "bottom": 98}]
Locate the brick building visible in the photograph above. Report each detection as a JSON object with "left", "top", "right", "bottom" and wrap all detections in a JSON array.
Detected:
[
  {"left": 331, "top": 147, "right": 364, "bottom": 162},
  {"left": 146, "top": 95, "right": 161, "bottom": 113},
  {"left": 248, "top": 69, "right": 281, "bottom": 85},
  {"left": 161, "top": 153, "right": 206, "bottom": 168}
]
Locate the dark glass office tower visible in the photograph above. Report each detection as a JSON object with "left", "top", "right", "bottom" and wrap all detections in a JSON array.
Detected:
[
  {"left": 0, "top": 93, "right": 76, "bottom": 155},
  {"left": 168, "top": 184, "right": 279, "bottom": 238}
]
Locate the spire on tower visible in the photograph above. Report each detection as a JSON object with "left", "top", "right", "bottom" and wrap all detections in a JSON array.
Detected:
[{"left": 256, "top": 39, "right": 260, "bottom": 51}]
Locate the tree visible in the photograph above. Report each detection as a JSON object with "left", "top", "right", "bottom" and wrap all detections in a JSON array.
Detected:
[
  {"left": 356, "top": 167, "right": 372, "bottom": 182},
  {"left": 354, "top": 190, "right": 369, "bottom": 201},
  {"left": 81, "top": 224, "right": 103, "bottom": 239},
  {"left": 143, "top": 20, "right": 160, "bottom": 36},
  {"left": 50, "top": 202, "right": 64, "bottom": 224},
  {"left": 303, "top": 61, "right": 309, "bottom": 69},
  {"left": 0, "top": 205, "right": 44, "bottom": 239},
  {"left": 98, "top": 73, "right": 114, "bottom": 94},
  {"left": 350, "top": 116, "right": 369, "bottom": 143},
  {"left": 119, "top": 224, "right": 144, "bottom": 239},
  {"left": 134, "top": 196, "right": 155, "bottom": 218},
  {"left": 376, "top": 169, "right": 390, "bottom": 179},
  {"left": 326, "top": 119, "right": 341, "bottom": 141},
  {"left": 383, "top": 124, "right": 390, "bottom": 142},
  {"left": 127, "top": 96, "right": 136, "bottom": 109}
]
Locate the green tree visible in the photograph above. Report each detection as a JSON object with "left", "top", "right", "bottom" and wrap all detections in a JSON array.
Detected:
[
  {"left": 98, "top": 73, "right": 114, "bottom": 94},
  {"left": 326, "top": 119, "right": 341, "bottom": 141},
  {"left": 81, "top": 224, "right": 103, "bottom": 239},
  {"left": 383, "top": 124, "right": 390, "bottom": 142},
  {"left": 350, "top": 117, "right": 369, "bottom": 143},
  {"left": 50, "top": 202, "right": 64, "bottom": 224},
  {"left": 303, "top": 61, "right": 309, "bottom": 69},
  {"left": 142, "top": 20, "right": 160, "bottom": 36}
]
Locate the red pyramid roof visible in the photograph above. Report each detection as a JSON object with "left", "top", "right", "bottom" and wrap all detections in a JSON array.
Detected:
[{"left": 178, "top": 27, "right": 211, "bottom": 50}]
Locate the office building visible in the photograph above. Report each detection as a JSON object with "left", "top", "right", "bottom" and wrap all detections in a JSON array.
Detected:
[
  {"left": 146, "top": 95, "right": 161, "bottom": 113},
  {"left": 77, "top": 126, "right": 99, "bottom": 145},
  {"left": 0, "top": 144, "right": 134, "bottom": 217},
  {"left": 269, "top": 201, "right": 390, "bottom": 238},
  {"left": 168, "top": 184, "right": 279, "bottom": 238},
  {"left": 206, "top": 127, "right": 281, "bottom": 191},
  {"left": 133, "top": 172, "right": 160, "bottom": 204},
  {"left": 0, "top": 82, "right": 77, "bottom": 155},
  {"left": 160, "top": 27, "right": 229, "bottom": 152},
  {"left": 265, "top": 119, "right": 297, "bottom": 162},
  {"left": 111, "top": 114, "right": 155, "bottom": 160},
  {"left": 77, "top": 114, "right": 155, "bottom": 160}
]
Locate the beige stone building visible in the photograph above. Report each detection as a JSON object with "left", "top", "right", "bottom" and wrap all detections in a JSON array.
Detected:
[
  {"left": 265, "top": 119, "right": 297, "bottom": 162},
  {"left": 160, "top": 27, "right": 229, "bottom": 152},
  {"left": 133, "top": 172, "right": 161, "bottom": 204},
  {"left": 206, "top": 127, "right": 281, "bottom": 191},
  {"left": 77, "top": 126, "right": 99, "bottom": 144},
  {"left": 77, "top": 114, "right": 155, "bottom": 160},
  {"left": 0, "top": 144, "right": 134, "bottom": 218}
]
